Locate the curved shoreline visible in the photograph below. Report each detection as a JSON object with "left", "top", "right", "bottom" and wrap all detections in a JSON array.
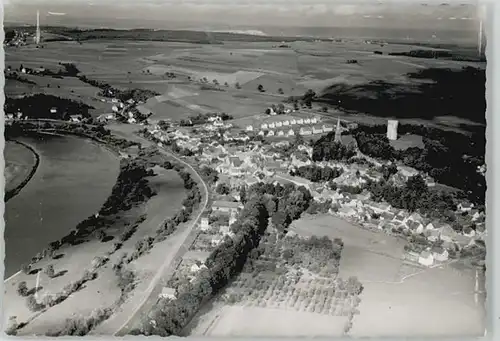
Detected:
[
  {"left": 4, "top": 129, "right": 122, "bottom": 281},
  {"left": 5, "top": 140, "right": 41, "bottom": 203}
]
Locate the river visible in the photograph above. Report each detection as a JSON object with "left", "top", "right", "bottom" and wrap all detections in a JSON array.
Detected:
[{"left": 4, "top": 133, "right": 120, "bottom": 278}]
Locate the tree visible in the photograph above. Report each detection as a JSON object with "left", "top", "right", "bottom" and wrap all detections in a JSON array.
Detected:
[
  {"left": 235, "top": 82, "right": 241, "bottom": 89},
  {"left": 321, "top": 106, "right": 328, "bottom": 113},
  {"left": 212, "top": 79, "right": 219, "bottom": 85},
  {"left": 272, "top": 211, "right": 291, "bottom": 232},
  {"left": 257, "top": 84, "right": 264, "bottom": 92},
  {"left": 277, "top": 103, "right": 285, "bottom": 114},
  {"left": 45, "top": 264, "right": 55, "bottom": 278},
  {"left": 26, "top": 295, "right": 40, "bottom": 312},
  {"left": 278, "top": 88, "right": 284, "bottom": 95},
  {"left": 215, "top": 183, "right": 231, "bottom": 195},
  {"left": 17, "top": 281, "right": 28, "bottom": 296},
  {"left": 96, "top": 230, "right": 107, "bottom": 241},
  {"left": 21, "top": 264, "right": 31, "bottom": 275}
]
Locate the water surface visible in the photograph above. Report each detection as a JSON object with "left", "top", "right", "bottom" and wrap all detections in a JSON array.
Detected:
[{"left": 4, "top": 134, "right": 120, "bottom": 278}]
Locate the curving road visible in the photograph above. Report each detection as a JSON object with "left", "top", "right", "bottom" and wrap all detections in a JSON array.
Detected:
[{"left": 107, "top": 124, "right": 209, "bottom": 336}]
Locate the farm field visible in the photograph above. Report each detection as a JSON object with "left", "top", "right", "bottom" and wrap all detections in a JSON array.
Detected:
[
  {"left": 291, "top": 215, "right": 485, "bottom": 337},
  {"left": 5, "top": 39, "right": 483, "bottom": 127},
  {"left": 185, "top": 214, "right": 484, "bottom": 337}
]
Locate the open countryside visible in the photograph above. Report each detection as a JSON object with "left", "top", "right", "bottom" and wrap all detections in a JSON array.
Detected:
[{"left": 3, "top": 1, "right": 486, "bottom": 338}]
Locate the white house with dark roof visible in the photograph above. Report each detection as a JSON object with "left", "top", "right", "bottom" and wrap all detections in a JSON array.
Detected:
[
  {"left": 246, "top": 125, "right": 254, "bottom": 131},
  {"left": 268, "top": 122, "right": 276, "bottom": 129},
  {"left": 312, "top": 126, "right": 323, "bottom": 134},
  {"left": 440, "top": 225, "right": 456, "bottom": 243},
  {"left": 311, "top": 117, "right": 318, "bottom": 124},
  {"left": 322, "top": 124, "right": 333, "bottom": 132},
  {"left": 258, "top": 130, "right": 265, "bottom": 136},
  {"left": 267, "top": 130, "right": 275, "bottom": 137},
  {"left": 261, "top": 123, "right": 268, "bottom": 130},
  {"left": 304, "top": 118, "right": 311, "bottom": 124},
  {"left": 282, "top": 120, "right": 290, "bottom": 126},
  {"left": 287, "top": 129, "right": 295, "bottom": 136},
  {"left": 427, "top": 229, "right": 440, "bottom": 242},
  {"left": 290, "top": 119, "right": 297, "bottom": 125},
  {"left": 457, "top": 202, "right": 474, "bottom": 212},
  {"left": 431, "top": 246, "right": 449, "bottom": 262},
  {"left": 299, "top": 127, "right": 312, "bottom": 136},
  {"left": 368, "top": 202, "right": 391, "bottom": 214},
  {"left": 275, "top": 121, "right": 283, "bottom": 128},
  {"left": 277, "top": 130, "right": 284, "bottom": 136},
  {"left": 212, "top": 201, "right": 243, "bottom": 214},
  {"left": 296, "top": 118, "right": 304, "bottom": 125},
  {"left": 159, "top": 287, "right": 177, "bottom": 300},
  {"left": 200, "top": 217, "right": 210, "bottom": 231},
  {"left": 418, "top": 251, "right": 434, "bottom": 267}
]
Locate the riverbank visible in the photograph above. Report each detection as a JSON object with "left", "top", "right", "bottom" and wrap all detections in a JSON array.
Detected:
[
  {"left": 4, "top": 140, "right": 40, "bottom": 202},
  {"left": 4, "top": 132, "right": 121, "bottom": 278}
]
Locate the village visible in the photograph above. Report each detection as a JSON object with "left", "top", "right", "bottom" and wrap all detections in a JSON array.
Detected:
[{"left": 142, "top": 107, "right": 486, "bottom": 285}]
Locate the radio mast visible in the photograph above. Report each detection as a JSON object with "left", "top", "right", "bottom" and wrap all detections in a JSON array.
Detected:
[{"left": 35, "top": 10, "right": 41, "bottom": 45}]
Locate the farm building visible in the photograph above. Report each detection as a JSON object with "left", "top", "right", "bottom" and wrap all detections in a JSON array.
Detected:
[
  {"left": 296, "top": 118, "right": 304, "bottom": 125},
  {"left": 267, "top": 130, "right": 275, "bottom": 137},
  {"left": 261, "top": 123, "right": 268, "bottom": 130},
  {"left": 405, "top": 251, "right": 420, "bottom": 263},
  {"left": 418, "top": 251, "right": 434, "bottom": 267},
  {"left": 322, "top": 124, "right": 334, "bottom": 132},
  {"left": 312, "top": 126, "right": 323, "bottom": 134},
  {"left": 287, "top": 129, "right": 295, "bottom": 136},
  {"left": 290, "top": 119, "right": 297, "bottom": 125},
  {"left": 268, "top": 122, "right": 276, "bottom": 129},
  {"left": 246, "top": 125, "right": 254, "bottom": 131},
  {"left": 283, "top": 120, "right": 290, "bottom": 126},
  {"left": 212, "top": 201, "right": 243, "bottom": 214},
  {"left": 431, "top": 246, "right": 449, "bottom": 262},
  {"left": 304, "top": 118, "right": 311, "bottom": 124},
  {"left": 275, "top": 121, "right": 283, "bottom": 128},
  {"left": 200, "top": 217, "right": 209, "bottom": 231},
  {"left": 457, "top": 202, "right": 474, "bottom": 212},
  {"left": 159, "top": 287, "right": 177, "bottom": 300},
  {"left": 258, "top": 130, "right": 265, "bottom": 136},
  {"left": 299, "top": 127, "right": 312, "bottom": 136},
  {"left": 277, "top": 130, "right": 284, "bottom": 136}
]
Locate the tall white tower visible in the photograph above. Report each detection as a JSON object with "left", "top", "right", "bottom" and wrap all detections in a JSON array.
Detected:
[
  {"left": 35, "top": 11, "right": 41, "bottom": 45},
  {"left": 387, "top": 120, "right": 399, "bottom": 141}
]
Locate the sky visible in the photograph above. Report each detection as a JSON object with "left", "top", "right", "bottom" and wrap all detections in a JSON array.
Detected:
[{"left": 3, "top": 0, "right": 485, "bottom": 32}]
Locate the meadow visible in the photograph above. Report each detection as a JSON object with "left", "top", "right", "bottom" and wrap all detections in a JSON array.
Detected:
[{"left": 5, "top": 39, "right": 484, "bottom": 130}]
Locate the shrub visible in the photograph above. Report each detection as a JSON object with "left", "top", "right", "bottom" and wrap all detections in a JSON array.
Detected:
[
  {"left": 26, "top": 295, "right": 41, "bottom": 312},
  {"left": 45, "top": 264, "right": 55, "bottom": 278},
  {"left": 21, "top": 264, "right": 31, "bottom": 275},
  {"left": 17, "top": 281, "right": 29, "bottom": 296}
]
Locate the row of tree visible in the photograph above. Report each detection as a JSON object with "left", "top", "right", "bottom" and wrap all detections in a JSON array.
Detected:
[
  {"left": 179, "top": 112, "right": 233, "bottom": 127},
  {"left": 137, "top": 182, "right": 314, "bottom": 336},
  {"left": 311, "top": 139, "right": 357, "bottom": 162},
  {"left": 364, "top": 174, "right": 456, "bottom": 217},
  {"left": 290, "top": 164, "right": 344, "bottom": 183},
  {"left": 349, "top": 123, "right": 485, "bottom": 204},
  {"left": 5, "top": 94, "right": 94, "bottom": 120}
]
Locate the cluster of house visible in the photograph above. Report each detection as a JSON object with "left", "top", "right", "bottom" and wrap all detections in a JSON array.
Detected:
[
  {"left": 309, "top": 186, "right": 485, "bottom": 267},
  {"left": 245, "top": 116, "right": 334, "bottom": 137}
]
